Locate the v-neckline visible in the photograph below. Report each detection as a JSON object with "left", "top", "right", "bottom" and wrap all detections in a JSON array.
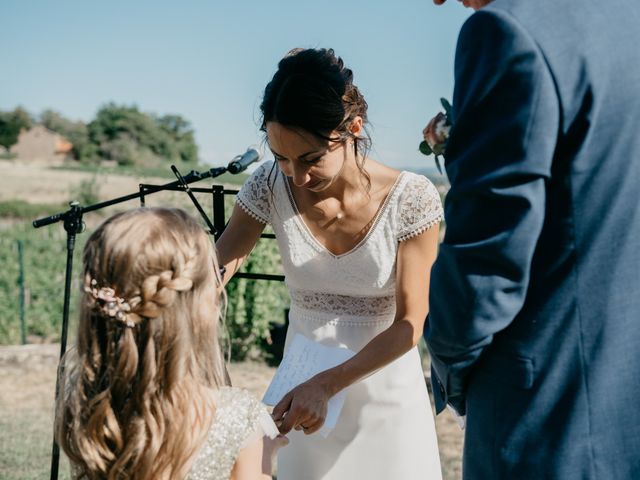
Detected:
[{"left": 283, "top": 171, "right": 406, "bottom": 259}]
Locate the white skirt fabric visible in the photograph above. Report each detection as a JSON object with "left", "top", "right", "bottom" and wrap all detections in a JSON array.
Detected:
[
  {"left": 276, "top": 305, "right": 443, "bottom": 480},
  {"left": 236, "top": 165, "right": 446, "bottom": 479}
]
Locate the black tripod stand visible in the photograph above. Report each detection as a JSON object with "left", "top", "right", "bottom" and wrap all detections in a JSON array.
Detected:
[{"left": 33, "top": 149, "right": 265, "bottom": 480}]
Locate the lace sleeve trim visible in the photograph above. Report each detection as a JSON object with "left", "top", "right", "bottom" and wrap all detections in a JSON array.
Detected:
[
  {"left": 397, "top": 174, "right": 444, "bottom": 242},
  {"left": 397, "top": 216, "right": 443, "bottom": 242},
  {"left": 237, "top": 198, "right": 269, "bottom": 225},
  {"left": 235, "top": 161, "right": 274, "bottom": 225}
]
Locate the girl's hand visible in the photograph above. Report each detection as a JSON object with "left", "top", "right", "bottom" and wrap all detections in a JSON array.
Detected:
[
  {"left": 263, "top": 434, "right": 289, "bottom": 458},
  {"left": 271, "top": 375, "right": 333, "bottom": 435}
]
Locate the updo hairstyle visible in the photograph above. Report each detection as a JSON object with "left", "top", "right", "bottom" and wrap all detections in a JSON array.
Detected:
[{"left": 260, "top": 48, "right": 372, "bottom": 173}]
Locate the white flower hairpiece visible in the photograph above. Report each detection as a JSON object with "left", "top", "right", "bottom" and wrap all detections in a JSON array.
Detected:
[{"left": 84, "top": 279, "right": 135, "bottom": 328}]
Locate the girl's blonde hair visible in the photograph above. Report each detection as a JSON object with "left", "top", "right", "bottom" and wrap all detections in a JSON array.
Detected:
[{"left": 56, "top": 207, "right": 228, "bottom": 479}]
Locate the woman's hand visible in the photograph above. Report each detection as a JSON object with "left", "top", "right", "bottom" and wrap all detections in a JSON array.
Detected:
[{"left": 271, "top": 374, "right": 334, "bottom": 435}]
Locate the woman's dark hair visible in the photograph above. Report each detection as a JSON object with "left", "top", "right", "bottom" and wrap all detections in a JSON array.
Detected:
[{"left": 260, "top": 48, "right": 372, "bottom": 188}]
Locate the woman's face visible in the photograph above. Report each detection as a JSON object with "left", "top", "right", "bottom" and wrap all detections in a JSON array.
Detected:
[{"left": 266, "top": 122, "right": 347, "bottom": 192}]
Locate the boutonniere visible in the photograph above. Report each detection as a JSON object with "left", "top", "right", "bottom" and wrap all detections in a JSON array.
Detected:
[{"left": 420, "top": 98, "right": 452, "bottom": 174}]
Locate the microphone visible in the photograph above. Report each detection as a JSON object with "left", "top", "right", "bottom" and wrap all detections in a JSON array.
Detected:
[{"left": 227, "top": 148, "right": 262, "bottom": 174}]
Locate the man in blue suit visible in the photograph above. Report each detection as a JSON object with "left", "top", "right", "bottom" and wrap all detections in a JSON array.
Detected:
[{"left": 424, "top": 0, "right": 640, "bottom": 478}]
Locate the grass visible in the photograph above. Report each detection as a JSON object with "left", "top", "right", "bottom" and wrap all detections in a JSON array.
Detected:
[
  {"left": 0, "top": 200, "right": 67, "bottom": 220},
  {"left": 51, "top": 162, "right": 248, "bottom": 185},
  {"left": 0, "top": 410, "right": 72, "bottom": 480}
]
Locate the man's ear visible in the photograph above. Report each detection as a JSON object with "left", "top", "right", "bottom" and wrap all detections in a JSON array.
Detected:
[{"left": 349, "top": 116, "right": 364, "bottom": 137}]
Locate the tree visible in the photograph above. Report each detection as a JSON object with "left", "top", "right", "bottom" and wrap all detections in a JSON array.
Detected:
[
  {"left": 0, "top": 107, "right": 32, "bottom": 149},
  {"left": 2, "top": 103, "right": 199, "bottom": 167},
  {"left": 157, "top": 114, "right": 198, "bottom": 164},
  {"left": 88, "top": 103, "right": 199, "bottom": 166},
  {"left": 40, "top": 110, "right": 97, "bottom": 162}
]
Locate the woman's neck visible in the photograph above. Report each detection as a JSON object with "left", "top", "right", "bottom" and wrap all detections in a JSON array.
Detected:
[{"left": 313, "top": 154, "right": 369, "bottom": 202}]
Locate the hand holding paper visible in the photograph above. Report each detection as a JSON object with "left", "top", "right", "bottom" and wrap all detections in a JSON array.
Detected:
[
  {"left": 271, "top": 376, "right": 332, "bottom": 435},
  {"left": 263, "top": 334, "right": 355, "bottom": 437}
]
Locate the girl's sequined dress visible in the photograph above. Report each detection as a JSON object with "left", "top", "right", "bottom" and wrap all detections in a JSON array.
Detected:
[{"left": 187, "top": 387, "right": 277, "bottom": 479}]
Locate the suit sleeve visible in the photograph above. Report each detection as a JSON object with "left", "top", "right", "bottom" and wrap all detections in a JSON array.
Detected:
[{"left": 425, "top": 9, "right": 560, "bottom": 414}]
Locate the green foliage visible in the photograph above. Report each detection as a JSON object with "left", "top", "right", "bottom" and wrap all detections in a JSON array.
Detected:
[
  {"left": 440, "top": 97, "right": 453, "bottom": 119},
  {"left": 156, "top": 114, "right": 199, "bottom": 164},
  {"left": 0, "top": 222, "right": 83, "bottom": 344},
  {"left": 220, "top": 193, "right": 289, "bottom": 361},
  {"left": 51, "top": 162, "right": 249, "bottom": 185},
  {"left": 224, "top": 232, "right": 289, "bottom": 361},
  {"left": 0, "top": 199, "right": 290, "bottom": 361},
  {"left": 419, "top": 140, "right": 434, "bottom": 156},
  {"left": 69, "top": 175, "right": 101, "bottom": 205},
  {"left": 0, "top": 104, "right": 204, "bottom": 167},
  {"left": 0, "top": 200, "right": 66, "bottom": 219},
  {"left": 0, "top": 107, "right": 33, "bottom": 149},
  {"left": 40, "top": 109, "right": 97, "bottom": 162},
  {"left": 88, "top": 103, "right": 199, "bottom": 167}
]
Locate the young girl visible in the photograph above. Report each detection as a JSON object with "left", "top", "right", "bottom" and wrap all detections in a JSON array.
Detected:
[
  {"left": 56, "top": 207, "right": 285, "bottom": 479},
  {"left": 217, "top": 48, "right": 443, "bottom": 479}
]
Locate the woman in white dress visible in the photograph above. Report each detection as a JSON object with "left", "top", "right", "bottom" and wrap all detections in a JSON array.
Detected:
[{"left": 217, "top": 48, "right": 443, "bottom": 479}]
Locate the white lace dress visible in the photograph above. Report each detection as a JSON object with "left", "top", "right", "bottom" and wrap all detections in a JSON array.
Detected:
[{"left": 237, "top": 161, "right": 444, "bottom": 480}]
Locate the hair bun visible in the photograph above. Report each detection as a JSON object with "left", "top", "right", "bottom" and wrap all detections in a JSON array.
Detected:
[
  {"left": 277, "top": 48, "right": 352, "bottom": 90},
  {"left": 260, "top": 47, "right": 370, "bottom": 157}
]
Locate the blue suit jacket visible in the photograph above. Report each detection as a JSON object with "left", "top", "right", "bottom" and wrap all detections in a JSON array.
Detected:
[{"left": 425, "top": 0, "right": 640, "bottom": 478}]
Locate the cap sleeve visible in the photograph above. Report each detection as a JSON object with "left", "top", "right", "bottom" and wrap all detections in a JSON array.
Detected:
[
  {"left": 186, "top": 387, "right": 278, "bottom": 480},
  {"left": 397, "top": 174, "right": 444, "bottom": 242},
  {"left": 236, "top": 161, "right": 275, "bottom": 225},
  {"left": 230, "top": 389, "right": 279, "bottom": 449}
]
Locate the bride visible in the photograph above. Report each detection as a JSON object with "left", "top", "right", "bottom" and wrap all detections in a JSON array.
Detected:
[{"left": 217, "top": 48, "right": 444, "bottom": 479}]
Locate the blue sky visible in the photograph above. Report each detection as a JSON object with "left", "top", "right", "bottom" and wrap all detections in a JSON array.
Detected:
[{"left": 1, "top": 0, "right": 470, "bottom": 171}]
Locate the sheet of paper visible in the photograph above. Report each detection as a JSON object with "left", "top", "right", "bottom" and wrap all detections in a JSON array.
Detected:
[
  {"left": 446, "top": 404, "right": 466, "bottom": 430},
  {"left": 263, "top": 333, "right": 355, "bottom": 437}
]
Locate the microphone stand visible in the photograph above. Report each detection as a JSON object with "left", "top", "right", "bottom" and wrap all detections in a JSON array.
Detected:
[{"left": 34, "top": 164, "right": 230, "bottom": 480}]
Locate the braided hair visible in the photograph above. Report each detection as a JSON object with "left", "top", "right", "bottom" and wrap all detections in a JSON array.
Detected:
[{"left": 57, "top": 207, "right": 227, "bottom": 480}]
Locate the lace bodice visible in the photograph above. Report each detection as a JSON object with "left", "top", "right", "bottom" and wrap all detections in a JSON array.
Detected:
[
  {"left": 237, "top": 161, "right": 444, "bottom": 317},
  {"left": 186, "top": 387, "right": 278, "bottom": 480}
]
